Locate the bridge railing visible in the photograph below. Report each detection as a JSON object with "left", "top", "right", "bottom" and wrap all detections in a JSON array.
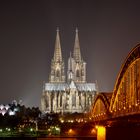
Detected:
[{"left": 112, "top": 104, "right": 140, "bottom": 118}]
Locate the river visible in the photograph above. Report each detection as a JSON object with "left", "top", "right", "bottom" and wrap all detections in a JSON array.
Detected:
[{"left": 37, "top": 137, "right": 96, "bottom": 140}]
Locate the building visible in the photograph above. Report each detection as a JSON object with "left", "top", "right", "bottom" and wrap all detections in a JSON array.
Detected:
[{"left": 41, "top": 28, "right": 97, "bottom": 113}]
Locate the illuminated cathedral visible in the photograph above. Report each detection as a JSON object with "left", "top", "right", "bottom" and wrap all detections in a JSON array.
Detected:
[{"left": 41, "top": 28, "right": 97, "bottom": 113}]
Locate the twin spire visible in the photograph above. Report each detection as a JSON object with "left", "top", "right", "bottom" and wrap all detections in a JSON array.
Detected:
[
  {"left": 53, "top": 28, "right": 81, "bottom": 62},
  {"left": 53, "top": 28, "right": 62, "bottom": 62},
  {"left": 73, "top": 28, "right": 81, "bottom": 62},
  {"left": 50, "top": 28, "right": 86, "bottom": 83}
]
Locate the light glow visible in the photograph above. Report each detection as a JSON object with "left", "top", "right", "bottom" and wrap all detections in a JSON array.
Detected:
[
  {"left": 68, "top": 128, "right": 76, "bottom": 136},
  {"left": 97, "top": 126, "right": 106, "bottom": 140},
  {"left": 9, "top": 110, "right": 15, "bottom": 116}
]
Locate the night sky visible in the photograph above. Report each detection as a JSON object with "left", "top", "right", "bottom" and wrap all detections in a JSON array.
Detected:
[{"left": 0, "top": 0, "right": 140, "bottom": 107}]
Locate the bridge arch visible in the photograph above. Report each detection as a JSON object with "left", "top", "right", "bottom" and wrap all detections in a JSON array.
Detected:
[
  {"left": 90, "top": 92, "right": 111, "bottom": 120},
  {"left": 110, "top": 44, "right": 140, "bottom": 116}
]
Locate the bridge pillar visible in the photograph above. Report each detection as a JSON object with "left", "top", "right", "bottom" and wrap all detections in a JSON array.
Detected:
[{"left": 97, "top": 126, "right": 106, "bottom": 140}]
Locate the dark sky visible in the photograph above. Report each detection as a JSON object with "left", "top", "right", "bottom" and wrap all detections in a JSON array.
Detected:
[{"left": 0, "top": 0, "right": 140, "bottom": 107}]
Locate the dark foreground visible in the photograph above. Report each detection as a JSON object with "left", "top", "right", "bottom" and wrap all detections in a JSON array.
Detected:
[{"left": 2, "top": 126, "right": 140, "bottom": 140}]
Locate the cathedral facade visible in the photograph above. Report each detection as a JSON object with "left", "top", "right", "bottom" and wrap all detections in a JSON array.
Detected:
[{"left": 41, "top": 29, "right": 97, "bottom": 113}]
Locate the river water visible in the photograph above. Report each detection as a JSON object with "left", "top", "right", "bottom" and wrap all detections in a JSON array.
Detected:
[
  {"left": 37, "top": 137, "right": 96, "bottom": 140},
  {"left": 0, "top": 138, "right": 96, "bottom": 140}
]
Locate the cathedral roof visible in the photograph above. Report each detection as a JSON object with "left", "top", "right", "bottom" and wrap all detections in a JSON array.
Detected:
[
  {"left": 45, "top": 83, "right": 68, "bottom": 91},
  {"left": 45, "top": 82, "right": 96, "bottom": 92},
  {"left": 76, "top": 83, "right": 96, "bottom": 91}
]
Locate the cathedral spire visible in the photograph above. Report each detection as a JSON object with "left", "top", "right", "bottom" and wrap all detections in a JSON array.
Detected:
[
  {"left": 49, "top": 28, "right": 65, "bottom": 83},
  {"left": 54, "top": 28, "right": 62, "bottom": 62},
  {"left": 73, "top": 28, "right": 81, "bottom": 62},
  {"left": 67, "top": 51, "right": 74, "bottom": 82}
]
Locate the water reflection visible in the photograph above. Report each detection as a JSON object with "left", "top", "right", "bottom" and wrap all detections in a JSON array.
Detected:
[
  {"left": 37, "top": 137, "right": 96, "bottom": 140},
  {"left": 0, "top": 137, "right": 96, "bottom": 140}
]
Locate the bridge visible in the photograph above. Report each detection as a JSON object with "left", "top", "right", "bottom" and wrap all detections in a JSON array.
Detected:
[{"left": 89, "top": 44, "right": 140, "bottom": 139}]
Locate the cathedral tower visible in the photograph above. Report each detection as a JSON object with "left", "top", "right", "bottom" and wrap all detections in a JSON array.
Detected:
[
  {"left": 67, "top": 28, "right": 86, "bottom": 83},
  {"left": 49, "top": 28, "right": 65, "bottom": 83}
]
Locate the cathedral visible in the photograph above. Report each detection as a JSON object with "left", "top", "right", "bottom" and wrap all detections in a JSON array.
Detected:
[{"left": 41, "top": 28, "right": 97, "bottom": 113}]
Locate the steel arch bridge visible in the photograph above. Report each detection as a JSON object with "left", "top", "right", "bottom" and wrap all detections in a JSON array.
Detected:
[
  {"left": 90, "top": 92, "right": 111, "bottom": 121},
  {"left": 90, "top": 44, "right": 140, "bottom": 121}
]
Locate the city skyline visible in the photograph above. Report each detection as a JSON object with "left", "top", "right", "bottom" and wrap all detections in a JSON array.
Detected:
[{"left": 0, "top": 0, "right": 140, "bottom": 107}]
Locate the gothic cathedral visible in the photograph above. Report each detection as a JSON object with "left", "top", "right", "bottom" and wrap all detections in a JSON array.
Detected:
[{"left": 41, "top": 28, "right": 97, "bottom": 113}]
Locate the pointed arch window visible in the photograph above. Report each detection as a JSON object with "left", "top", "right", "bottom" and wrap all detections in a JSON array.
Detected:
[
  {"left": 60, "top": 94, "right": 62, "bottom": 107},
  {"left": 72, "top": 94, "right": 76, "bottom": 107},
  {"left": 76, "top": 70, "right": 80, "bottom": 78},
  {"left": 56, "top": 69, "right": 60, "bottom": 77}
]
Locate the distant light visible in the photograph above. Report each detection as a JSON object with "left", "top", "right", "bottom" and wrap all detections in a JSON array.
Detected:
[
  {"left": 0, "top": 129, "right": 2, "bottom": 132},
  {"left": 5, "top": 105, "right": 10, "bottom": 110},
  {"left": 95, "top": 125, "right": 99, "bottom": 129},
  {"left": 6, "top": 128, "right": 11, "bottom": 131},
  {"left": 60, "top": 120, "right": 64, "bottom": 123},
  {"left": 9, "top": 110, "right": 15, "bottom": 116},
  {"left": 55, "top": 127, "right": 60, "bottom": 131},
  {"left": 1, "top": 109, "right": 6, "bottom": 116},
  {"left": 30, "top": 128, "right": 33, "bottom": 132},
  {"left": 0, "top": 105, "right": 4, "bottom": 110},
  {"left": 68, "top": 128, "right": 76, "bottom": 135},
  {"left": 71, "top": 120, "right": 74, "bottom": 123},
  {"left": 91, "top": 128, "right": 96, "bottom": 135},
  {"left": 14, "top": 107, "right": 18, "bottom": 112},
  {"left": 68, "top": 129, "right": 72, "bottom": 133}
]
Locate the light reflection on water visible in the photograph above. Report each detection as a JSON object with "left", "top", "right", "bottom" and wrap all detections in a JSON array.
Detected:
[
  {"left": 38, "top": 138, "right": 77, "bottom": 140},
  {"left": 37, "top": 137, "right": 96, "bottom": 140}
]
